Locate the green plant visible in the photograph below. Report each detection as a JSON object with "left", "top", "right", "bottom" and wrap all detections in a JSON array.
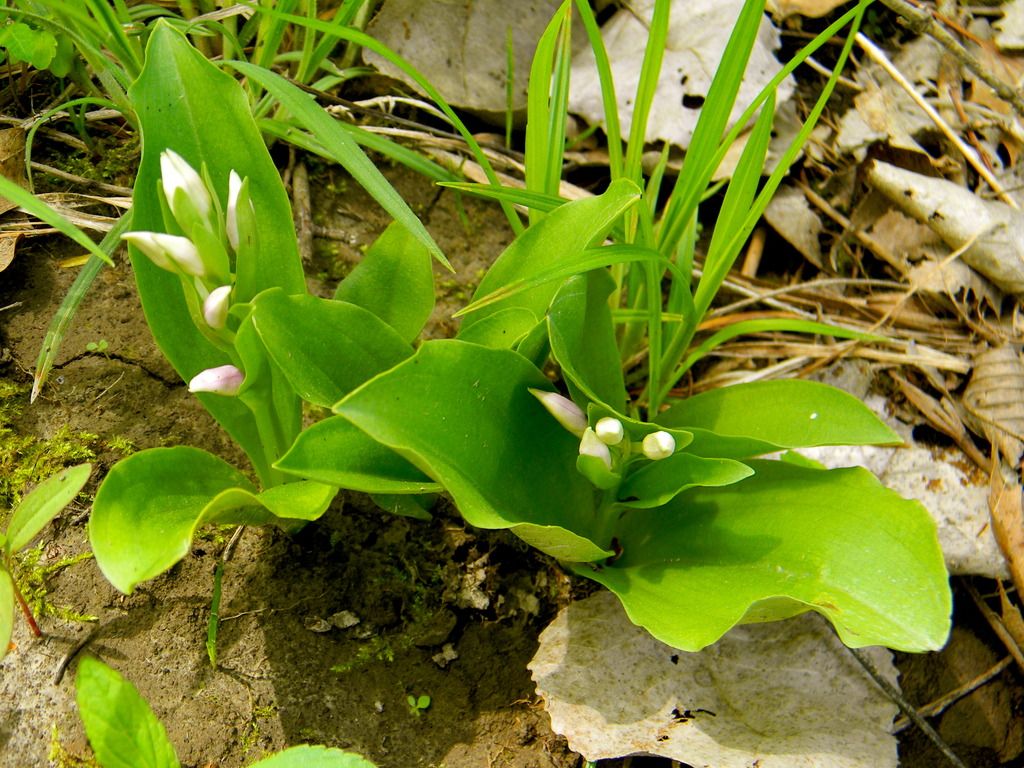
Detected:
[
  {"left": 276, "top": 0, "right": 951, "bottom": 653},
  {"left": 406, "top": 693, "right": 431, "bottom": 716},
  {"left": 0, "top": 462, "right": 90, "bottom": 660},
  {"left": 84, "top": 0, "right": 950, "bottom": 656},
  {"left": 85, "top": 339, "right": 109, "bottom": 356},
  {"left": 74, "top": 656, "right": 376, "bottom": 767}
]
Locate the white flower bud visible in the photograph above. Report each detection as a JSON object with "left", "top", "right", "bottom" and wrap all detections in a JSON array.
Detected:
[
  {"left": 579, "top": 427, "right": 612, "bottom": 470},
  {"left": 188, "top": 364, "right": 244, "bottom": 396},
  {"left": 642, "top": 431, "right": 676, "bottom": 460},
  {"left": 529, "top": 388, "right": 587, "bottom": 437},
  {"left": 594, "top": 417, "right": 625, "bottom": 446},
  {"left": 202, "top": 285, "right": 232, "bottom": 330},
  {"left": 161, "top": 149, "right": 211, "bottom": 223},
  {"left": 123, "top": 231, "right": 205, "bottom": 277},
  {"left": 225, "top": 170, "right": 242, "bottom": 251}
]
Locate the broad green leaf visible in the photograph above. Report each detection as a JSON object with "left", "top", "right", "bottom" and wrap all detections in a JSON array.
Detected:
[
  {"left": 548, "top": 271, "right": 626, "bottom": 412},
  {"left": 276, "top": 415, "right": 441, "bottom": 495},
  {"left": 334, "top": 340, "right": 610, "bottom": 561},
  {"left": 128, "top": 22, "right": 304, "bottom": 474},
  {"left": 459, "top": 180, "right": 640, "bottom": 333},
  {"left": 75, "top": 657, "right": 180, "bottom": 768},
  {"left": 583, "top": 460, "right": 951, "bottom": 652},
  {"left": 0, "top": 21, "right": 56, "bottom": 70},
  {"left": 6, "top": 463, "right": 91, "bottom": 553},
  {"left": 370, "top": 493, "right": 435, "bottom": 521},
  {"left": 659, "top": 379, "right": 901, "bottom": 457},
  {"left": 334, "top": 221, "right": 435, "bottom": 344},
  {"left": 0, "top": 570, "right": 13, "bottom": 663},
  {"left": 250, "top": 289, "right": 413, "bottom": 409},
  {"left": 90, "top": 447, "right": 328, "bottom": 594},
  {"left": 456, "top": 307, "right": 537, "bottom": 349},
  {"left": 617, "top": 453, "right": 753, "bottom": 509},
  {"left": 249, "top": 745, "right": 377, "bottom": 768},
  {"left": 227, "top": 59, "right": 448, "bottom": 269}
]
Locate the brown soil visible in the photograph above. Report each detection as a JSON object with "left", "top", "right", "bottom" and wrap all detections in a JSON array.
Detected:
[{"left": 0, "top": 163, "right": 1021, "bottom": 768}]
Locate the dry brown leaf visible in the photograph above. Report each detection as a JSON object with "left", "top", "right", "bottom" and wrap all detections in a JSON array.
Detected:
[
  {"left": 0, "top": 232, "right": 19, "bottom": 272},
  {"left": 763, "top": 183, "right": 823, "bottom": 268},
  {"left": 990, "top": 465, "right": 1024, "bottom": 599},
  {"left": 964, "top": 346, "right": 1024, "bottom": 463},
  {"left": 766, "top": 0, "right": 848, "bottom": 19},
  {"left": 998, "top": 581, "right": 1024, "bottom": 655}
]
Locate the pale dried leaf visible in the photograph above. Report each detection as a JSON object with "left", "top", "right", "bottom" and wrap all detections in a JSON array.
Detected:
[
  {"left": 866, "top": 160, "right": 1024, "bottom": 295},
  {"left": 365, "top": 0, "right": 563, "bottom": 114},
  {"left": 766, "top": 0, "right": 848, "bottom": 19},
  {"left": 530, "top": 592, "right": 898, "bottom": 767},
  {"left": 0, "top": 232, "right": 18, "bottom": 272},
  {"left": 964, "top": 346, "right": 1024, "bottom": 463},
  {"left": 998, "top": 582, "right": 1024, "bottom": 653},
  {"left": 990, "top": 464, "right": 1024, "bottom": 600},
  {"left": 995, "top": 0, "right": 1024, "bottom": 51},
  {"left": 907, "top": 259, "right": 997, "bottom": 302},
  {"left": 569, "top": 0, "right": 794, "bottom": 150},
  {"left": 835, "top": 37, "right": 943, "bottom": 159},
  {"left": 763, "top": 184, "right": 823, "bottom": 267}
]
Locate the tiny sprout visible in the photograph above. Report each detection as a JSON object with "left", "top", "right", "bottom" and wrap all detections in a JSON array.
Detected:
[
  {"left": 642, "top": 431, "right": 676, "bottom": 461},
  {"left": 407, "top": 694, "right": 431, "bottom": 716},
  {"left": 594, "top": 417, "right": 625, "bottom": 446}
]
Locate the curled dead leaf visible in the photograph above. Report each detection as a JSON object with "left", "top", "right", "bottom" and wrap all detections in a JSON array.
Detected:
[{"left": 964, "top": 346, "right": 1024, "bottom": 464}]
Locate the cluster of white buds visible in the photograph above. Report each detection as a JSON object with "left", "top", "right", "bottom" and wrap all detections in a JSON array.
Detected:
[
  {"left": 123, "top": 149, "right": 253, "bottom": 396},
  {"left": 530, "top": 389, "right": 679, "bottom": 475}
]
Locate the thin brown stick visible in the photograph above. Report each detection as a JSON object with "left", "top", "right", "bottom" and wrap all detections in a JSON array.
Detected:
[
  {"left": 893, "top": 655, "right": 1013, "bottom": 732},
  {"left": 876, "top": 0, "right": 1024, "bottom": 119},
  {"left": 965, "top": 579, "right": 1024, "bottom": 674},
  {"left": 849, "top": 647, "right": 968, "bottom": 768}
]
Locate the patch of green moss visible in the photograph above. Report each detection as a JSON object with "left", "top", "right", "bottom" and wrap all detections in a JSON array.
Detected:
[
  {"left": 14, "top": 546, "right": 98, "bottom": 625},
  {"left": 48, "top": 724, "right": 99, "bottom": 768},
  {"left": 48, "top": 134, "right": 139, "bottom": 188},
  {"left": 0, "top": 380, "right": 101, "bottom": 511}
]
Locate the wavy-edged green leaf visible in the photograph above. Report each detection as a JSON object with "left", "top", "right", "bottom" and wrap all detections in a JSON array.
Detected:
[
  {"left": 583, "top": 459, "right": 951, "bottom": 652},
  {"left": 548, "top": 270, "right": 626, "bottom": 411},
  {"left": 617, "top": 453, "right": 752, "bottom": 509},
  {"left": 251, "top": 288, "right": 412, "bottom": 409},
  {"left": 6, "top": 463, "right": 91, "bottom": 553},
  {"left": 90, "top": 447, "right": 332, "bottom": 594},
  {"left": 128, "top": 22, "right": 304, "bottom": 474},
  {"left": 334, "top": 340, "right": 609, "bottom": 561},
  {"left": 249, "top": 745, "right": 377, "bottom": 768},
  {"left": 75, "top": 657, "right": 180, "bottom": 768},
  {"left": 659, "top": 379, "right": 901, "bottom": 457},
  {"left": 228, "top": 59, "right": 447, "bottom": 269},
  {"left": 0, "top": 570, "right": 13, "bottom": 663},
  {"left": 334, "top": 221, "right": 435, "bottom": 343},
  {"left": 458, "top": 180, "right": 640, "bottom": 333},
  {"left": 276, "top": 415, "right": 442, "bottom": 495}
]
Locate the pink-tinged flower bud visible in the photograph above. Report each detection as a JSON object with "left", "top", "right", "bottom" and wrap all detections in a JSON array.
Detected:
[
  {"left": 122, "top": 231, "right": 205, "bottom": 277},
  {"left": 594, "top": 417, "right": 624, "bottom": 446},
  {"left": 225, "top": 170, "right": 242, "bottom": 251},
  {"left": 188, "top": 364, "right": 244, "bottom": 396},
  {"left": 161, "top": 149, "right": 211, "bottom": 223},
  {"left": 529, "top": 388, "right": 587, "bottom": 437},
  {"left": 642, "top": 431, "right": 676, "bottom": 460},
  {"left": 203, "top": 285, "right": 232, "bottom": 329},
  {"left": 579, "top": 428, "right": 612, "bottom": 470}
]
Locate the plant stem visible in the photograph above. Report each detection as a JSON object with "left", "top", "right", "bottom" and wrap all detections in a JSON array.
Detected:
[{"left": 12, "top": 579, "right": 41, "bottom": 638}]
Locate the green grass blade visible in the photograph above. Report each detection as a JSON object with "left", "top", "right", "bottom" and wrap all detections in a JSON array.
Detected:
[
  {"left": 671, "top": 318, "right": 886, "bottom": 381},
  {"left": 229, "top": 60, "right": 450, "bottom": 269},
  {"left": 31, "top": 212, "right": 131, "bottom": 403},
  {"left": 623, "top": 0, "right": 670, "bottom": 184},
  {"left": 0, "top": 175, "right": 115, "bottom": 267},
  {"left": 572, "top": 0, "right": 622, "bottom": 179}
]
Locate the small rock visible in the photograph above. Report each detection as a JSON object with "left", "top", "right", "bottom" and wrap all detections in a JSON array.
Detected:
[
  {"left": 330, "top": 610, "right": 361, "bottom": 629},
  {"left": 432, "top": 643, "right": 459, "bottom": 669},
  {"left": 303, "top": 616, "right": 333, "bottom": 633}
]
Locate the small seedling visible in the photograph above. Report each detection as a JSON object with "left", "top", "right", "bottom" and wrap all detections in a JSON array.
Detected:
[
  {"left": 1, "top": 463, "right": 90, "bottom": 660},
  {"left": 84, "top": 339, "right": 109, "bottom": 356},
  {"left": 406, "top": 694, "right": 431, "bottom": 716}
]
